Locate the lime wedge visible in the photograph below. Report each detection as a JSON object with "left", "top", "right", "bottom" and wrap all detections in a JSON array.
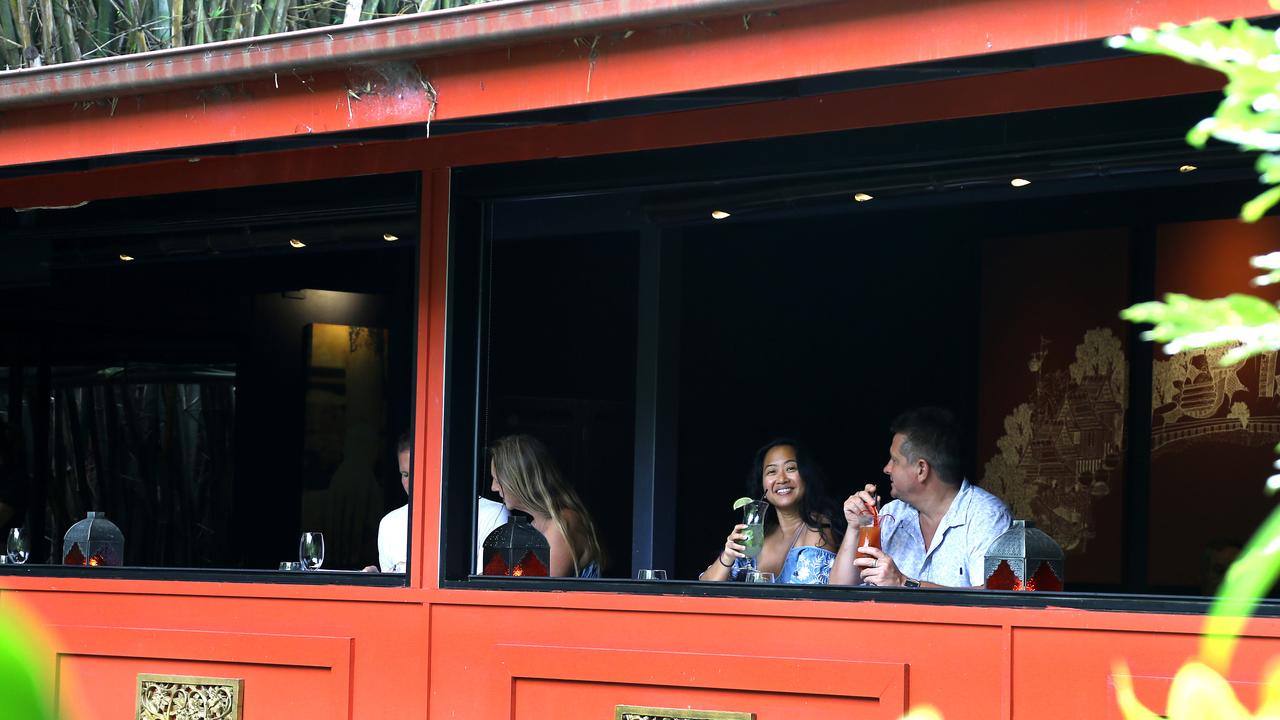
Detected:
[{"left": 732, "top": 496, "right": 755, "bottom": 511}]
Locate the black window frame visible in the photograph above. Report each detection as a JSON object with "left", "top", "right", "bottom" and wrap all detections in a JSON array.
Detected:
[
  {"left": 0, "top": 171, "right": 425, "bottom": 588},
  {"left": 441, "top": 94, "right": 1280, "bottom": 616}
]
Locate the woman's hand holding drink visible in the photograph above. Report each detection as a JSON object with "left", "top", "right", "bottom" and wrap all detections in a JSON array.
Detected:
[{"left": 721, "top": 523, "right": 750, "bottom": 565}]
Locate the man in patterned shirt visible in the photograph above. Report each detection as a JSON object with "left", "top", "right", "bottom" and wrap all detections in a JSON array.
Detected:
[{"left": 831, "top": 407, "right": 1011, "bottom": 588}]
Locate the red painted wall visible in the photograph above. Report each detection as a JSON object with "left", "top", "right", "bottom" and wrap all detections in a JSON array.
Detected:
[{"left": 3, "top": 51, "right": 1280, "bottom": 719}]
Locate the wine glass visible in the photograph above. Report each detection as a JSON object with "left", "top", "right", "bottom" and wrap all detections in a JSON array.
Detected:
[
  {"left": 299, "top": 532, "right": 325, "bottom": 570},
  {"left": 7, "top": 527, "right": 29, "bottom": 565}
]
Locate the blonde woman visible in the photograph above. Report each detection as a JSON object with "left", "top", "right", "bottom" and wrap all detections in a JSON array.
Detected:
[{"left": 488, "top": 434, "right": 605, "bottom": 577}]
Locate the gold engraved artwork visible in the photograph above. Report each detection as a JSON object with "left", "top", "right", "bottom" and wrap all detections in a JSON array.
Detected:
[
  {"left": 1151, "top": 344, "right": 1280, "bottom": 455},
  {"left": 982, "top": 328, "right": 1127, "bottom": 552},
  {"left": 615, "top": 706, "right": 754, "bottom": 720},
  {"left": 136, "top": 674, "right": 243, "bottom": 720}
]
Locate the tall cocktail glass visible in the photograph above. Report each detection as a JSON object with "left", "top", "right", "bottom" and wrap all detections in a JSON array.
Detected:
[
  {"left": 740, "top": 499, "right": 768, "bottom": 570},
  {"left": 854, "top": 514, "right": 880, "bottom": 584}
]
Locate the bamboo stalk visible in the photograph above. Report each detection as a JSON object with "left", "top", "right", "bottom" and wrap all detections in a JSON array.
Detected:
[
  {"left": 153, "top": 0, "right": 172, "bottom": 47},
  {"left": 12, "top": 0, "right": 35, "bottom": 67},
  {"left": 91, "top": 0, "right": 112, "bottom": 54},
  {"left": 54, "top": 0, "right": 80, "bottom": 61},
  {"left": 38, "top": 0, "right": 56, "bottom": 66},
  {"left": 191, "top": 0, "right": 202, "bottom": 44},
  {"left": 124, "top": 0, "right": 145, "bottom": 51},
  {"left": 269, "top": 0, "right": 285, "bottom": 36},
  {"left": 168, "top": 0, "right": 180, "bottom": 45},
  {"left": 0, "top": 0, "right": 21, "bottom": 67},
  {"left": 258, "top": 0, "right": 274, "bottom": 34},
  {"left": 225, "top": 0, "right": 242, "bottom": 40}
]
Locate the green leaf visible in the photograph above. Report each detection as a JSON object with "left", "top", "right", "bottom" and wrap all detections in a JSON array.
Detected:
[
  {"left": 1202, "top": 503, "right": 1280, "bottom": 670},
  {"left": 1241, "top": 185, "right": 1280, "bottom": 222}
]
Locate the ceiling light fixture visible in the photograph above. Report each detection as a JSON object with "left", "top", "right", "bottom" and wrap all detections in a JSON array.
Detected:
[
  {"left": 711, "top": 210, "right": 731, "bottom": 220},
  {"left": 383, "top": 233, "right": 399, "bottom": 242},
  {"left": 854, "top": 193, "right": 874, "bottom": 202},
  {"left": 1179, "top": 164, "right": 1198, "bottom": 173},
  {"left": 289, "top": 239, "right": 307, "bottom": 248},
  {"left": 1010, "top": 178, "right": 1031, "bottom": 188},
  {"left": 118, "top": 254, "right": 135, "bottom": 262}
]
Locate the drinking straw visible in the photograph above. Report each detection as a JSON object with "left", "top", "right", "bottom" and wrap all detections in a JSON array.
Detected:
[{"left": 867, "top": 498, "right": 879, "bottom": 527}]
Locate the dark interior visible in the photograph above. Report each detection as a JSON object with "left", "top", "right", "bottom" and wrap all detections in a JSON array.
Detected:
[
  {"left": 0, "top": 173, "right": 420, "bottom": 573},
  {"left": 455, "top": 91, "right": 1280, "bottom": 594}
]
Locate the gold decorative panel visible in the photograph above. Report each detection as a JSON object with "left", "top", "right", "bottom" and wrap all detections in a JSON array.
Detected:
[
  {"left": 615, "top": 706, "right": 754, "bottom": 720},
  {"left": 136, "top": 674, "right": 243, "bottom": 720}
]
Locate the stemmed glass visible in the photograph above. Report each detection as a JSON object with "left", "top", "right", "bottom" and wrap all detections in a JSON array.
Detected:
[
  {"left": 299, "top": 532, "right": 325, "bottom": 570},
  {"left": 7, "top": 527, "right": 29, "bottom": 564}
]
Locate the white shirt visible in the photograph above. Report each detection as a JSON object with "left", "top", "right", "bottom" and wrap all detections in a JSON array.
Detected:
[
  {"left": 377, "top": 503, "right": 408, "bottom": 572},
  {"left": 377, "top": 497, "right": 510, "bottom": 573},
  {"left": 476, "top": 497, "right": 510, "bottom": 573},
  {"left": 880, "top": 479, "right": 1011, "bottom": 587}
]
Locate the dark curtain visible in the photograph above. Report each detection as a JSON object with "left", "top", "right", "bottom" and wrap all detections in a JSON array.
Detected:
[{"left": 9, "top": 372, "right": 236, "bottom": 567}]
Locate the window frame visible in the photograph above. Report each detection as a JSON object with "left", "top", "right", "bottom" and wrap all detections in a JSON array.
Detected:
[
  {"left": 0, "top": 171, "right": 425, "bottom": 587},
  {"left": 440, "top": 97, "right": 1280, "bottom": 614}
]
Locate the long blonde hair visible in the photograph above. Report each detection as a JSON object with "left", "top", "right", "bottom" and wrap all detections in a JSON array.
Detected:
[{"left": 489, "top": 434, "right": 604, "bottom": 574}]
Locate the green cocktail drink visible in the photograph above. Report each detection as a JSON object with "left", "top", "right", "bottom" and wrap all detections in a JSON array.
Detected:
[
  {"left": 740, "top": 499, "right": 768, "bottom": 566},
  {"left": 741, "top": 523, "right": 764, "bottom": 559}
]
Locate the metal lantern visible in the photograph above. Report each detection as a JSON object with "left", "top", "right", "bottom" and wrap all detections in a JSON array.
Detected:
[
  {"left": 984, "top": 519, "right": 1064, "bottom": 591},
  {"left": 62, "top": 511, "right": 125, "bottom": 566},
  {"left": 481, "top": 514, "right": 550, "bottom": 577}
]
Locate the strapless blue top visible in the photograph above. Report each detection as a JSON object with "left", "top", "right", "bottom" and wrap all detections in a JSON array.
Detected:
[{"left": 731, "top": 546, "right": 835, "bottom": 585}]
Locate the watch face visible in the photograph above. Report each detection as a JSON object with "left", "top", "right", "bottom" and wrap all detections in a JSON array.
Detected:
[{"left": 904, "top": 579, "right": 921, "bottom": 588}]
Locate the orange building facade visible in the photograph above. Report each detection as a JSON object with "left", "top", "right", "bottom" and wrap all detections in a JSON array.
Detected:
[{"left": 2, "top": 1, "right": 1279, "bottom": 718}]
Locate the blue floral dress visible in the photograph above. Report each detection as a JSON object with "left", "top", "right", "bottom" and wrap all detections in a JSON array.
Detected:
[{"left": 731, "top": 546, "right": 835, "bottom": 584}]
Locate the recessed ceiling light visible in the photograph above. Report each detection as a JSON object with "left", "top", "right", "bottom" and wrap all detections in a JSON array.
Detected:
[
  {"left": 711, "top": 210, "right": 731, "bottom": 220},
  {"left": 289, "top": 239, "right": 306, "bottom": 248},
  {"left": 854, "top": 193, "right": 874, "bottom": 202},
  {"left": 1179, "top": 164, "right": 1198, "bottom": 173},
  {"left": 383, "top": 233, "right": 399, "bottom": 242},
  {"left": 118, "top": 254, "right": 135, "bottom": 262},
  {"left": 1010, "top": 178, "right": 1031, "bottom": 188}
]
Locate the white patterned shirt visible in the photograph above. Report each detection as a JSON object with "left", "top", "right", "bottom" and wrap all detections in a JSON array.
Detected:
[{"left": 879, "top": 479, "right": 1011, "bottom": 587}]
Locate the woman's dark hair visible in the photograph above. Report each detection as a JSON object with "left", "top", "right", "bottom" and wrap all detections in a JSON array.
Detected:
[{"left": 747, "top": 438, "right": 846, "bottom": 547}]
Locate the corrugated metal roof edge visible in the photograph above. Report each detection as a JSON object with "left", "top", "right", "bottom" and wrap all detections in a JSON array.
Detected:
[{"left": 0, "top": 0, "right": 832, "bottom": 110}]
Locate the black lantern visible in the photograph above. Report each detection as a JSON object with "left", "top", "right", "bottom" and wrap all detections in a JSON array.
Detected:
[
  {"left": 63, "top": 512, "right": 125, "bottom": 566},
  {"left": 984, "top": 519, "right": 1064, "bottom": 591},
  {"left": 481, "top": 515, "right": 550, "bottom": 577}
]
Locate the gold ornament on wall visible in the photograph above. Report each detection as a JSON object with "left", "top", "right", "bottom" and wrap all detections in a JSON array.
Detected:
[
  {"left": 982, "top": 328, "right": 1127, "bottom": 552},
  {"left": 616, "top": 707, "right": 754, "bottom": 720},
  {"left": 136, "top": 674, "right": 243, "bottom": 720}
]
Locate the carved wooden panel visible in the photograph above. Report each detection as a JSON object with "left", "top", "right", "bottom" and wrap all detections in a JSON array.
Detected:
[
  {"left": 616, "top": 705, "right": 754, "bottom": 720},
  {"left": 135, "top": 674, "right": 243, "bottom": 720}
]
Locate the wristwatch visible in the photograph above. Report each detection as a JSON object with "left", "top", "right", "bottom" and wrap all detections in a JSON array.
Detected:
[{"left": 903, "top": 578, "right": 921, "bottom": 588}]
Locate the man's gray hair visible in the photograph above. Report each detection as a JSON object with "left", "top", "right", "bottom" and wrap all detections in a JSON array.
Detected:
[{"left": 890, "top": 407, "right": 965, "bottom": 486}]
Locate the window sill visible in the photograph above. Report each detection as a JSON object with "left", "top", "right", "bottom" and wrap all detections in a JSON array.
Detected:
[{"left": 445, "top": 575, "right": 1280, "bottom": 617}]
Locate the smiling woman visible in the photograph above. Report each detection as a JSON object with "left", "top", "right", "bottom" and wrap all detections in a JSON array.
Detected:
[{"left": 700, "top": 439, "right": 846, "bottom": 584}]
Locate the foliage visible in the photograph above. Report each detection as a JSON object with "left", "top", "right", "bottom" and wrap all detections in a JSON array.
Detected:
[
  {"left": 1111, "top": 8, "right": 1280, "bottom": 717},
  {"left": 1107, "top": 11, "right": 1280, "bottom": 221},
  {"left": 0, "top": 600, "right": 57, "bottom": 720},
  {"left": 1113, "top": 660, "right": 1280, "bottom": 719},
  {"left": 1120, "top": 293, "right": 1280, "bottom": 364},
  {"left": 0, "top": 0, "right": 486, "bottom": 70}
]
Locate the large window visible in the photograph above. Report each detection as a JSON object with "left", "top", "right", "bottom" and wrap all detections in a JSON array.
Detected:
[
  {"left": 444, "top": 93, "right": 1280, "bottom": 603},
  {"left": 0, "top": 173, "right": 419, "bottom": 583}
]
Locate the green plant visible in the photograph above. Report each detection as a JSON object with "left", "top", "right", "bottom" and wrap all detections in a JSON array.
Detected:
[{"left": 1108, "top": 8, "right": 1280, "bottom": 716}]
